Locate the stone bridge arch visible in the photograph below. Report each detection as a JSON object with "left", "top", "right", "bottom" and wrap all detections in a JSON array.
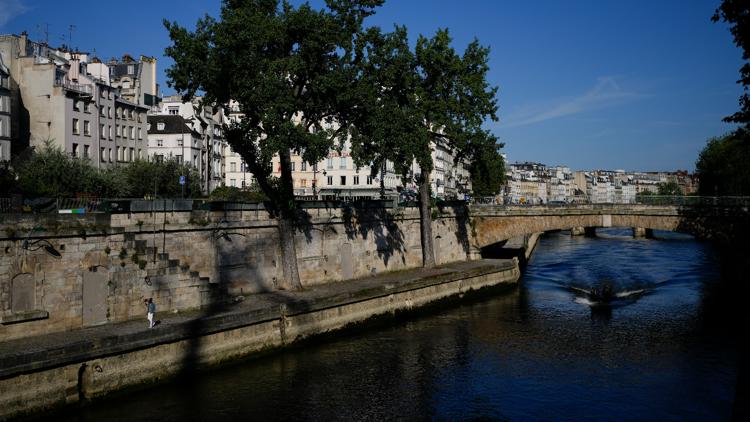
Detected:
[{"left": 469, "top": 207, "right": 698, "bottom": 249}]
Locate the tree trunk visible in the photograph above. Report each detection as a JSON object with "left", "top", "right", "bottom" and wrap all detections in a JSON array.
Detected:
[
  {"left": 277, "top": 211, "right": 302, "bottom": 290},
  {"left": 418, "top": 169, "right": 436, "bottom": 268},
  {"left": 276, "top": 150, "right": 302, "bottom": 290}
]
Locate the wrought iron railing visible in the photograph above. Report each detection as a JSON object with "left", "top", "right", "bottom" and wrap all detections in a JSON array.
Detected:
[{"left": 1, "top": 196, "right": 748, "bottom": 215}]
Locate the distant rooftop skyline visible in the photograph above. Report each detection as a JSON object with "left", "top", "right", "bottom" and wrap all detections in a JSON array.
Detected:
[{"left": 0, "top": 0, "right": 743, "bottom": 171}]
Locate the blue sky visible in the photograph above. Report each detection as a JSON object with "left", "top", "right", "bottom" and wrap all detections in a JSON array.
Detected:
[{"left": 0, "top": 0, "right": 744, "bottom": 171}]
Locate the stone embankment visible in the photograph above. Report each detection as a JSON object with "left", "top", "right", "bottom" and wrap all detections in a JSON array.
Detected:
[{"left": 0, "top": 258, "right": 520, "bottom": 420}]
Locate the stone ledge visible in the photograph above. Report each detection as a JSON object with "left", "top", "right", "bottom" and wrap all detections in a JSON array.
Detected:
[{"left": 1, "top": 310, "right": 49, "bottom": 325}]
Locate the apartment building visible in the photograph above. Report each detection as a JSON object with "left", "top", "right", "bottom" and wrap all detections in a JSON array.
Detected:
[
  {"left": 0, "top": 33, "right": 149, "bottom": 166},
  {"left": 107, "top": 54, "right": 160, "bottom": 110},
  {"left": 147, "top": 114, "right": 203, "bottom": 172},
  {"left": 154, "top": 96, "right": 227, "bottom": 192}
]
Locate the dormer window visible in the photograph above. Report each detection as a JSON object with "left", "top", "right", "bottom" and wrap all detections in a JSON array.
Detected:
[{"left": 157, "top": 122, "right": 165, "bottom": 131}]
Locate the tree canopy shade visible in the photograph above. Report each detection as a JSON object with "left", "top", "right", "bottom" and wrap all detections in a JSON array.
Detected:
[
  {"left": 350, "top": 27, "right": 500, "bottom": 268},
  {"left": 164, "top": 0, "right": 383, "bottom": 289},
  {"left": 696, "top": 133, "right": 750, "bottom": 196},
  {"left": 713, "top": 0, "right": 750, "bottom": 133}
]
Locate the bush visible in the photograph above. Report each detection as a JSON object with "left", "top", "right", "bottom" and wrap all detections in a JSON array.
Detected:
[
  {"left": 209, "top": 185, "right": 267, "bottom": 202},
  {"left": 6, "top": 141, "right": 204, "bottom": 198}
]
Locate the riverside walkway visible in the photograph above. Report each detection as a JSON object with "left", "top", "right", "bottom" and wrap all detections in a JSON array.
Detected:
[{"left": 0, "top": 259, "right": 518, "bottom": 381}]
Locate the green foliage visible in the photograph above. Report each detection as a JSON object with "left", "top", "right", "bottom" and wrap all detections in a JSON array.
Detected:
[
  {"left": 696, "top": 133, "right": 750, "bottom": 195},
  {"left": 164, "top": 0, "right": 383, "bottom": 214},
  {"left": 713, "top": 0, "right": 750, "bottom": 132},
  {"left": 657, "top": 181, "right": 683, "bottom": 196},
  {"left": 350, "top": 26, "right": 500, "bottom": 193},
  {"left": 209, "top": 184, "right": 268, "bottom": 202},
  {"left": 118, "top": 159, "right": 202, "bottom": 198},
  {"left": 470, "top": 140, "right": 506, "bottom": 196},
  {"left": 13, "top": 140, "right": 108, "bottom": 197},
  {"left": 5, "top": 141, "right": 202, "bottom": 198}
]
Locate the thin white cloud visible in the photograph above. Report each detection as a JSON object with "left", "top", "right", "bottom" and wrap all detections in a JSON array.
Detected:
[
  {"left": 0, "top": 0, "right": 28, "bottom": 28},
  {"left": 502, "top": 77, "right": 644, "bottom": 128}
]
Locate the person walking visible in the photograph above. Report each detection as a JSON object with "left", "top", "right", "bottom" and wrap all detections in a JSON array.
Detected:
[{"left": 146, "top": 298, "right": 156, "bottom": 328}]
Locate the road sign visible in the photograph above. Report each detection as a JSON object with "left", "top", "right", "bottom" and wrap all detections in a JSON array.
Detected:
[{"left": 179, "top": 175, "right": 186, "bottom": 185}]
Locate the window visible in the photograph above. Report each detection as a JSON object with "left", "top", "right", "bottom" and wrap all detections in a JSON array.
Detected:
[
  {"left": 230, "top": 162, "right": 236, "bottom": 172},
  {"left": 327, "top": 157, "right": 333, "bottom": 169},
  {"left": 176, "top": 155, "right": 182, "bottom": 164},
  {"left": 340, "top": 176, "right": 346, "bottom": 186},
  {"left": 109, "top": 148, "right": 113, "bottom": 162},
  {"left": 99, "top": 123, "right": 105, "bottom": 139},
  {"left": 108, "top": 107, "right": 112, "bottom": 118},
  {"left": 100, "top": 105, "right": 105, "bottom": 117},
  {"left": 109, "top": 126, "right": 113, "bottom": 140},
  {"left": 177, "top": 138, "right": 183, "bottom": 147},
  {"left": 137, "top": 128, "right": 142, "bottom": 140},
  {"left": 155, "top": 154, "right": 164, "bottom": 163},
  {"left": 73, "top": 100, "right": 80, "bottom": 111},
  {"left": 116, "top": 125, "right": 121, "bottom": 137},
  {"left": 327, "top": 176, "right": 333, "bottom": 185},
  {"left": 100, "top": 147, "right": 106, "bottom": 161},
  {"left": 72, "top": 118, "right": 80, "bottom": 135},
  {"left": 300, "top": 179, "right": 307, "bottom": 187},
  {"left": 168, "top": 106, "right": 179, "bottom": 115},
  {"left": 230, "top": 179, "right": 236, "bottom": 187},
  {"left": 157, "top": 122, "right": 165, "bottom": 131},
  {"left": 117, "top": 147, "right": 122, "bottom": 161},
  {"left": 138, "top": 149, "right": 143, "bottom": 160},
  {"left": 128, "top": 64, "right": 135, "bottom": 74},
  {"left": 83, "top": 145, "right": 90, "bottom": 159},
  {"left": 101, "top": 89, "right": 107, "bottom": 99},
  {"left": 301, "top": 162, "right": 307, "bottom": 171},
  {"left": 129, "top": 148, "right": 134, "bottom": 162},
  {"left": 72, "top": 143, "right": 79, "bottom": 157},
  {"left": 339, "top": 157, "right": 346, "bottom": 169},
  {"left": 129, "top": 127, "right": 134, "bottom": 139},
  {"left": 353, "top": 175, "right": 359, "bottom": 185},
  {"left": 83, "top": 120, "right": 91, "bottom": 136},
  {"left": 366, "top": 176, "right": 373, "bottom": 185},
  {"left": 291, "top": 162, "right": 296, "bottom": 171},
  {"left": 84, "top": 102, "right": 91, "bottom": 113},
  {"left": 137, "top": 113, "right": 142, "bottom": 123},
  {"left": 156, "top": 139, "right": 163, "bottom": 147}
]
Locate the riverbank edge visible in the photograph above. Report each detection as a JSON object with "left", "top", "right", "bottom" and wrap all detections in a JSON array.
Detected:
[{"left": 0, "top": 257, "right": 523, "bottom": 420}]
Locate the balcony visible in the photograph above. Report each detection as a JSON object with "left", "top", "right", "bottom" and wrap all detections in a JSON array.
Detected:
[{"left": 54, "top": 79, "right": 93, "bottom": 97}]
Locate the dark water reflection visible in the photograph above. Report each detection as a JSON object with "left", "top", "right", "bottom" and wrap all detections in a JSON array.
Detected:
[{"left": 57, "top": 229, "right": 742, "bottom": 421}]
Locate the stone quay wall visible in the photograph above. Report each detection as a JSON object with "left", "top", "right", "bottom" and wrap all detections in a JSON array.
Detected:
[
  {"left": 1, "top": 204, "right": 479, "bottom": 341},
  {"left": 0, "top": 260, "right": 519, "bottom": 420}
]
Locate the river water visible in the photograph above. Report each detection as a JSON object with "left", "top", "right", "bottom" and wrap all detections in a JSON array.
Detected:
[{"left": 57, "top": 229, "right": 744, "bottom": 421}]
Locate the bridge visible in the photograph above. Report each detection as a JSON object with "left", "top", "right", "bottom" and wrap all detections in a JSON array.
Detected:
[{"left": 464, "top": 199, "right": 750, "bottom": 250}]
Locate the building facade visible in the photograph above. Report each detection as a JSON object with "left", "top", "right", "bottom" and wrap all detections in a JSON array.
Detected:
[
  {"left": 0, "top": 33, "right": 150, "bottom": 167},
  {"left": 147, "top": 115, "right": 203, "bottom": 181},
  {"left": 154, "top": 96, "right": 227, "bottom": 192}
]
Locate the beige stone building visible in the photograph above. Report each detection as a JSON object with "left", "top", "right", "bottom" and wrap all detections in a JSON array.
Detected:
[{"left": 0, "top": 34, "right": 148, "bottom": 167}]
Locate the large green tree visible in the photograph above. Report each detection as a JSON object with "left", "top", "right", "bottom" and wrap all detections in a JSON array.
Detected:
[
  {"left": 164, "top": 0, "right": 382, "bottom": 289},
  {"left": 351, "top": 27, "right": 499, "bottom": 268},
  {"left": 469, "top": 139, "right": 506, "bottom": 197},
  {"left": 713, "top": 0, "right": 750, "bottom": 133}
]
